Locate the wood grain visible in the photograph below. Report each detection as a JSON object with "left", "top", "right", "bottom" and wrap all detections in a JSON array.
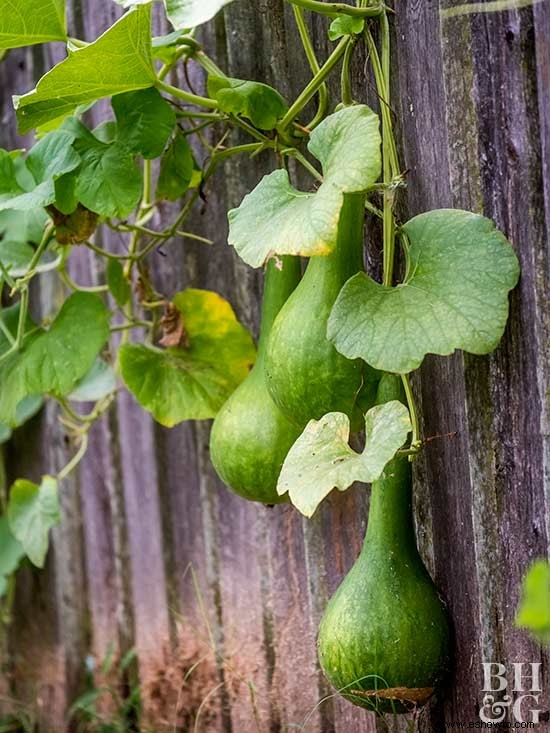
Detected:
[{"left": 1, "top": 0, "right": 549, "bottom": 730}]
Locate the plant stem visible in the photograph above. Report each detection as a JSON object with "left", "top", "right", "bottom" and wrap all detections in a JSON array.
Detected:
[
  {"left": 57, "top": 433, "right": 89, "bottom": 482},
  {"left": 366, "top": 21, "right": 399, "bottom": 287},
  {"left": 278, "top": 37, "right": 350, "bottom": 131},
  {"left": 58, "top": 267, "right": 109, "bottom": 294},
  {"left": 285, "top": 0, "right": 386, "bottom": 18},
  {"left": 194, "top": 50, "right": 227, "bottom": 78},
  {"left": 292, "top": 6, "right": 328, "bottom": 130},
  {"left": 341, "top": 37, "right": 356, "bottom": 105},
  {"left": 156, "top": 80, "right": 218, "bottom": 110},
  {"left": 401, "top": 374, "right": 420, "bottom": 450}
]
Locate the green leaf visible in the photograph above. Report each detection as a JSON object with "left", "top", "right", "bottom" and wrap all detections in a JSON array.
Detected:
[
  {"left": 0, "top": 208, "right": 48, "bottom": 245},
  {"left": 15, "top": 6, "right": 155, "bottom": 134},
  {"left": 516, "top": 561, "right": 550, "bottom": 645},
  {"left": 152, "top": 30, "right": 187, "bottom": 64},
  {"left": 0, "top": 130, "right": 80, "bottom": 212},
  {"left": 165, "top": 0, "right": 236, "bottom": 27},
  {"left": 328, "top": 209, "right": 520, "bottom": 374},
  {"left": 278, "top": 401, "right": 412, "bottom": 517},
  {"left": 207, "top": 76, "right": 287, "bottom": 130},
  {"left": 0, "top": 395, "right": 44, "bottom": 444},
  {"left": 64, "top": 119, "right": 142, "bottom": 218},
  {"left": 0, "top": 240, "right": 61, "bottom": 278},
  {"left": 228, "top": 105, "right": 381, "bottom": 267},
  {"left": 0, "top": 516, "right": 25, "bottom": 578},
  {"left": 106, "top": 259, "right": 131, "bottom": 308},
  {"left": 0, "top": 0, "right": 66, "bottom": 49},
  {"left": 112, "top": 88, "right": 176, "bottom": 159},
  {"left": 0, "top": 293, "right": 111, "bottom": 425},
  {"left": 156, "top": 131, "right": 195, "bottom": 201},
  {"left": 120, "top": 289, "right": 256, "bottom": 426},
  {"left": 328, "top": 15, "right": 365, "bottom": 41},
  {"left": 68, "top": 359, "right": 116, "bottom": 402},
  {"left": 118, "top": 0, "right": 236, "bottom": 28},
  {"left": 8, "top": 476, "right": 60, "bottom": 568}
]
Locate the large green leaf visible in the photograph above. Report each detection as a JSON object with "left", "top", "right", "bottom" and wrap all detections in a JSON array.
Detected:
[
  {"left": 120, "top": 289, "right": 256, "bottom": 426},
  {"left": 0, "top": 0, "right": 66, "bottom": 49},
  {"left": 516, "top": 561, "right": 550, "bottom": 645},
  {"left": 116, "top": 0, "right": 236, "bottom": 28},
  {"left": 328, "top": 209, "right": 520, "bottom": 374},
  {"left": 64, "top": 120, "right": 142, "bottom": 218},
  {"left": 228, "top": 105, "right": 381, "bottom": 267},
  {"left": 15, "top": 6, "right": 155, "bottom": 134},
  {"left": 0, "top": 293, "right": 110, "bottom": 425},
  {"left": 278, "top": 401, "right": 411, "bottom": 517},
  {"left": 112, "top": 88, "right": 176, "bottom": 159},
  {"left": 0, "top": 516, "right": 25, "bottom": 596},
  {"left": 0, "top": 241, "right": 61, "bottom": 278},
  {"left": 68, "top": 359, "right": 116, "bottom": 402},
  {"left": 0, "top": 130, "right": 80, "bottom": 211},
  {"left": 207, "top": 76, "right": 287, "bottom": 130},
  {"left": 156, "top": 130, "right": 195, "bottom": 201},
  {"left": 8, "top": 476, "right": 60, "bottom": 568},
  {"left": 0, "top": 394, "right": 44, "bottom": 445}
]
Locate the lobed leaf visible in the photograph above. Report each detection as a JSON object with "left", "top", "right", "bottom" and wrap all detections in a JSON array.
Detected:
[
  {"left": 156, "top": 131, "right": 196, "bottom": 201},
  {"left": 278, "top": 400, "right": 412, "bottom": 517},
  {"left": 112, "top": 87, "right": 176, "bottom": 159},
  {"left": 120, "top": 289, "right": 256, "bottom": 426},
  {"left": 0, "top": 293, "right": 111, "bottom": 425},
  {"left": 15, "top": 6, "right": 155, "bottom": 134},
  {"left": 328, "top": 209, "right": 521, "bottom": 374},
  {"left": 328, "top": 15, "right": 365, "bottom": 41},
  {"left": 207, "top": 76, "right": 288, "bottom": 130},
  {"left": 68, "top": 359, "right": 116, "bottom": 402},
  {"left": 115, "top": 0, "right": 236, "bottom": 28},
  {"left": 0, "top": 130, "right": 80, "bottom": 212},
  {"left": 8, "top": 476, "right": 60, "bottom": 568},
  {"left": 228, "top": 105, "right": 381, "bottom": 267},
  {"left": 60, "top": 118, "right": 143, "bottom": 218}
]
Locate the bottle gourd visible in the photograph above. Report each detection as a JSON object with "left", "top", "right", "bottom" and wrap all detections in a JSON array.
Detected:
[
  {"left": 209, "top": 256, "right": 302, "bottom": 504},
  {"left": 265, "top": 194, "right": 369, "bottom": 428},
  {"left": 318, "top": 375, "right": 450, "bottom": 713}
]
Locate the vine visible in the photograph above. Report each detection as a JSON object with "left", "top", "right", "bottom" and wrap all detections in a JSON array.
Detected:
[{"left": 0, "top": 0, "right": 523, "bottom": 718}]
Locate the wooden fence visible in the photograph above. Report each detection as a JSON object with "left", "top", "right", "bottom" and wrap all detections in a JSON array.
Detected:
[{"left": 1, "top": 0, "right": 549, "bottom": 730}]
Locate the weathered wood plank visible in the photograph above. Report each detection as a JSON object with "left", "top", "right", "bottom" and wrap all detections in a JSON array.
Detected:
[{"left": 1, "top": 0, "right": 549, "bottom": 730}]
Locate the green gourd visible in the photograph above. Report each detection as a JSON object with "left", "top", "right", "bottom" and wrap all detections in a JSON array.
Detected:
[
  {"left": 265, "top": 194, "right": 370, "bottom": 429},
  {"left": 209, "top": 256, "right": 302, "bottom": 504},
  {"left": 318, "top": 374, "right": 451, "bottom": 713}
]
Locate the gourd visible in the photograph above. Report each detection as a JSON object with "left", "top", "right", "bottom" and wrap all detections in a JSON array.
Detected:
[
  {"left": 209, "top": 256, "right": 302, "bottom": 504},
  {"left": 318, "top": 374, "right": 451, "bottom": 713},
  {"left": 265, "top": 194, "right": 372, "bottom": 429}
]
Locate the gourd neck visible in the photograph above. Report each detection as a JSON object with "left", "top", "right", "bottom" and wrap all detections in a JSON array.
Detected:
[
  {"left": 362, "top": 372, "right": 418, "bottom": 558},
  {"left": 363, "top": 457, "right": 418, "bottom": 558},
  {"left": 257, "top": 255, "right": 301, "bottom": 360},
  {"left": 304, "top": 193, "right": 365, "bottom": 282}
]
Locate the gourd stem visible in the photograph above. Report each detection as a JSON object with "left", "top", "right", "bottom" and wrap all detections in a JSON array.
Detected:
[
  {"left": 278, "top": 37, "right": 349, "bottom": 131},
  {"left": 285, "top": 0, "right": 386, "bottom": 18},
  {"left": 292, "top": 6, "right": 328, "bottom": 130}
]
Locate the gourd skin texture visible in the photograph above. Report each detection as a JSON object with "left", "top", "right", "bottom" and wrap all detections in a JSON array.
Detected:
[
  {"left": 209, "top": 256, "right": 302, "bottom": 504},
  {"left": 318, "top": 376, "right": 451, "bottom": 713},
  {"left": 265, "top": 194, "right": 367, "bottom": 428}
]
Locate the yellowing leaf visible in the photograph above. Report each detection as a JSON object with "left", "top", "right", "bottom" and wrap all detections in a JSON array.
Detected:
[
  {"left": 120, "top": 289, "right": 256, "bottom": 426},
  {"left": 278, "top": 401, "right": 411, "bottom": 517}
]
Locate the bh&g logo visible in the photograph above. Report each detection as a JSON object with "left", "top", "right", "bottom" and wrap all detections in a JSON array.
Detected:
[{"left": 480, "top": 663, "right": 542, "bottom": 724}]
